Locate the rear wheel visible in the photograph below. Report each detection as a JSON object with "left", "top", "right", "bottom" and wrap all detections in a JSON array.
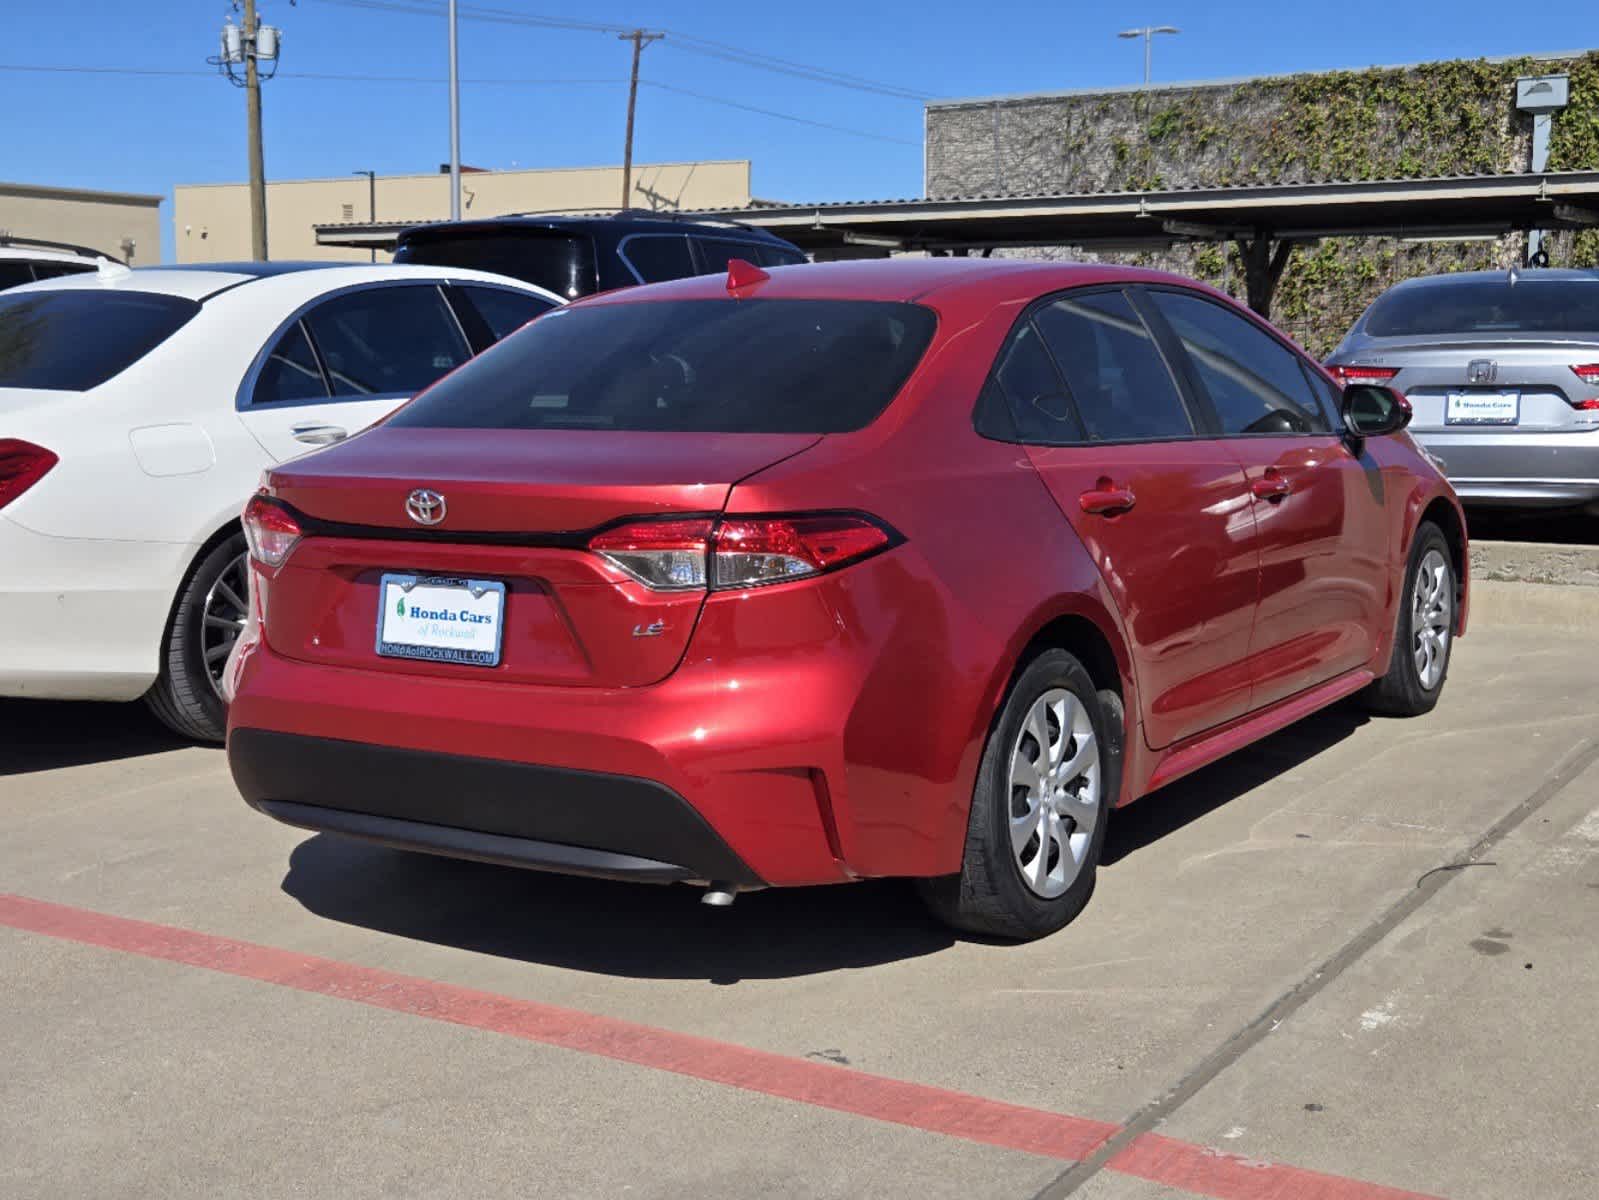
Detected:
[
  {"left": 144, "top": 533, "right": 249, "bottom": 743},
  {"left": 1365, "top": 522, "right": 1455, "bottom": 717},
  {"left": 920, "top": 649, "right": 1117, "bottom": 940}
]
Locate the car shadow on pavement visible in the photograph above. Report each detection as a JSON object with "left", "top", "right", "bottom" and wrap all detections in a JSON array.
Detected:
[
  {"left": 280, "top": 833, "right": 955, "bottom": 983},
  {"left": 279, "top": 702, "right": 1370, "bottom": 980},
  {"left": 0, "top": 699, "right": 190, "bottom": 777},
  {"left": 1102, "top": 700, "right": 1369, "bottom": 866}
]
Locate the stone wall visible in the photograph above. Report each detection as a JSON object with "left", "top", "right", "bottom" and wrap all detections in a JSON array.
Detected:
[{"left": 925, "top": 53, "right": 1599, "bottom": 357}]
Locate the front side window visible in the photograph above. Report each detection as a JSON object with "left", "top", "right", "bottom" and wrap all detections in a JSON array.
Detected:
[
  {"left": 0, "top": 290, "right": 200, "bottom": 391},
  {"left": 1033, "top": 291, "right": 1193, "bottom": 441},
  {"left": 389, "top": 299, "right": 937, "bottom": 434},
  {"left": 303, "top": 285, "right": 470, "bottom": 397},
  {"left": 252, "top": 321, "right": 329, "bottom": 405},
  {"left": 620, "top": 235, "right": 696, "bottom": 284},
  {"left": 396, "top": 231, "right": 597, "bottom": 300},
  {"left": 1149, "top": 291, "right": 1330, "bottom": 436}
]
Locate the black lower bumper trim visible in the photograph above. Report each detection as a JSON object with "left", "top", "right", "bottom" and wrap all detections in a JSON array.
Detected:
[
  {"left": 257, "top": 800, "right": 701, "bottom": 883},
  {"left": 230, "top": 728, "right": 762, "bottom": 887}
]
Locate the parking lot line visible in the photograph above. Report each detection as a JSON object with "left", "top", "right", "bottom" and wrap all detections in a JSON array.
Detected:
[{"left": 0, "top": 892, "right": 1441, "bottom": 1200}]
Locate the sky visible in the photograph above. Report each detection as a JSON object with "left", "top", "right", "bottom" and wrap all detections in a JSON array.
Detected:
[{"left": 2, "top": 0, "right": 1594, "bottom": 261}]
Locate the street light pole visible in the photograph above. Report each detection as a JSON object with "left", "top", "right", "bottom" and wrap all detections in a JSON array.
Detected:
[
  {"left": 354, "top": 170, "right": 376, "bottom": 262},
  {"left": 1117, "top": 25, "right": 1180, "bottom": 88},
  {"left": 447, "top": 0, "right": 461, "bottom": 220}
]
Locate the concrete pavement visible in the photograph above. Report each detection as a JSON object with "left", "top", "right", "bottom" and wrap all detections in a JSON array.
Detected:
[{"left": 3, "top": 617, "right": 1597, "bottom": 1199}]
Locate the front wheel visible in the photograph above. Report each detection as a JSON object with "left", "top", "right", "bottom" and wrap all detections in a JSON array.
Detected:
[
  {"left": 1365, "top": 522, "right": 1455, "bottom": 717},
  {"left": 920, "top": 649, "right": 1117, "bottom": 940},
  {"left": 144, "top": 534, "right": 249, "bottom": 743}
]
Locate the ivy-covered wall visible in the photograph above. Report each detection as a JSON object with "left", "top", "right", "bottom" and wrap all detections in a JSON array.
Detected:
[{"left": 925, "top": 52, "right": 1599, "bottom": 356}]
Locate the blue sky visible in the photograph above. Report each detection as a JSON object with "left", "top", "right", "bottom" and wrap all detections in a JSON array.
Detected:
[{"left": 2, "top": 1, "right": 1594, "bottom": 260}]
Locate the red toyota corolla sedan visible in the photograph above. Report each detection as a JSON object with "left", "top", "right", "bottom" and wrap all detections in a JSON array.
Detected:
[{"left": 226, "top": 258, "right": 1467, "bottom": 940}]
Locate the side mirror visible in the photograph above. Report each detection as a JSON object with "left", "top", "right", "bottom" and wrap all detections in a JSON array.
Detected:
[{"left": 1342, "top": 384, "right": 1412, "bottom": 438}]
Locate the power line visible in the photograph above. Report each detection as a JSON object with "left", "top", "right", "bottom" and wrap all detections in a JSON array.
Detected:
[
  {"left": 307, "top": 0, "right": 933, "bottom": 101},
  {"left": 0, "top": 63, "right": 914, "bottom": 145}
]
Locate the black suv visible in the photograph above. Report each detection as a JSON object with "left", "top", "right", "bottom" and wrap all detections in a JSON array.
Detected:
[{"left": 392, "top": 213, "right": 807, "bottom": 301}]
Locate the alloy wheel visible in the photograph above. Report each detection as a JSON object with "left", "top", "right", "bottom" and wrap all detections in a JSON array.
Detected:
[
  {"left": 201, "top": 552, "right": 250, "bottom": 700},
  {"left": 1008, "top": 688, "right": 1101, "bottom": 899},
  {"left": 1411, "top": 548, "right": 1452, "bottom": 691}
]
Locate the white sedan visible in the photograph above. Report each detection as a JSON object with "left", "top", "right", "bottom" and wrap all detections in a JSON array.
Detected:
[{"left": 0, "top": 260, "right": 561, "bottom": 740}]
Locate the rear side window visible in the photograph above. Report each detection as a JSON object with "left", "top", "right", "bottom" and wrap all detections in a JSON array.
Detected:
[
  {"left": 389, "top": 299, "right": 937, "bottom": 434},
  {"left": 695, "top": 238, "right": 778, "bottom": 275},
  {"left": 457, "top": 285, "right": 557, "bottom": 341},
  {"left": 0, "top": 262, "right": 34, "bottom": 290},
  {"left": 396, "top": 232, "right": 597, "bottom": 300},
  {"left": 1149, "top": 291, "right": 1330, "bottom": 435},
  {"left": 0, "top": 290, "right": 200, "bottom": 391},
  {"left": 1365, "top": 279, "right": 1599, "bottom": 336},
  {"left": 253, "top": 321, "right": 329, "bottom": 405},
  {"left": 31, "top": 262, "right": 96, "bottom": 281},
  {"left": 303, "top": 285, "right": 471, "bottom": 398},
  {"left": 754, "top": 244, "right": 807, "bottom": 268},
  {"left": 1033, "top": 291, "right": 1193, "bottom": 441},
  {"left": 619, "top": 235, "right": 696, "bottom": 284},
  {"left": 986, "top": 320, "right": 1083, "bottom": 442}
]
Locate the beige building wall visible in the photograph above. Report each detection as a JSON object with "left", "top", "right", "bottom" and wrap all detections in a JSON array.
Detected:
[
  {"left": 174, "top": 160, "right": 753, "bottom": 263},
  {"left": 0, "top": 182, "right": 163, "bottom": 265}
]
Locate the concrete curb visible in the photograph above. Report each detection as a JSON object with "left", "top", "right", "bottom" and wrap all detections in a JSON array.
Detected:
[
  {"left": 1468, "top": 579, "right": 1598, "bottom": 632},
  {"left": 1471, "top": 539, "right": 1599, "bottom": 589}
]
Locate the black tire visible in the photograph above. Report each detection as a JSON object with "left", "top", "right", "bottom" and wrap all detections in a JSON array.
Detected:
[
  {"left": 920, "top": 649, "right": 1120, "bottom": 941},
  {"left": 1365, "top": 521, "right": 1455, "bottom": 717},
  {"left": 144, "top": 533, "right": 249, "bottom": 743}
]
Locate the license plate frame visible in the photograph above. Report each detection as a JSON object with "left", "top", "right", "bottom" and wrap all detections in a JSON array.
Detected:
[
  {"left": 1445, "top": 390, "right": 1520, "bottom": 426},
  {"left": 376, "top": 574, "right": 506, "bottom": 668}
]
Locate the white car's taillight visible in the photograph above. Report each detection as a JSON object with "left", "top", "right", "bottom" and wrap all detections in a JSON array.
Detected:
[
  {"left": 589, "top": 514, "right": 896, "bottom": 592},
  {"left": 0, "top": 439, "right": 58, "bottom": 510},
  {"left": 242, "top": 494, "right": 303, "bottom": 567}
]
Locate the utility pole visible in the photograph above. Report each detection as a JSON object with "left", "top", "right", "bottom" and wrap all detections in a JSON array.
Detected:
[
  {"left": 448, "top": 0, "right": 461, "bottom": 219},
  {"left": 215, "top": 3, "right": 281, "bottom": 260},
  {"left": 243, "top": 0, "right": 268, "bottom": 259},
  {"left": 618, "top": 30, "right": 663, "bottom": 210}
]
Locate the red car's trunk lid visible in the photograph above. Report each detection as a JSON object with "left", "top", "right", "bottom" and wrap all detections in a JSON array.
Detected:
[{"left": 260, "top": 427, "right": 820, "bottom": 688}]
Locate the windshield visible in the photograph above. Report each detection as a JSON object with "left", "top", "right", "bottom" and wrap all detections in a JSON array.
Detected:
[
  {"left": 389, "top": 299, "right": 938, "bottom": 434},
  {"left": 0, "top": 290, "right": 201, "bottom": 391},
  {"left": 1365, "top": 279, "right": 1599, "bottom": 337}
]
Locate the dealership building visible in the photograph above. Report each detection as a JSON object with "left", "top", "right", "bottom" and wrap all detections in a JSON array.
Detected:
[
  {"left": 174, "top": 159, "right": 758, "bottom": 264},
  {"left": 0, "top": 180, "right": 162, "bottom": 265}
]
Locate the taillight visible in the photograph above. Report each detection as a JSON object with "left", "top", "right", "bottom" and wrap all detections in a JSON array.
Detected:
[
  {"left": 242, "top": 494, "right": 303, "bottom": 567},
  {"left": 589, "top": 513, "right": 896, "bottom": 592},
  {"left": 0, "top": 439, "right": 58, "bottom": 510},
  {"left": 588, "top": 518, "right": 714, "bottom": 590},
  {"left": 1570, "top": 365, "right": 1599, "bottom": 409},
  {"left": 1329, "top": 364, "right": 1400, "bottom": 385}
]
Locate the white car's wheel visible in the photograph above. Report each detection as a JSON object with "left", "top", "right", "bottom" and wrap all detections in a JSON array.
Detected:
[{"left": 145, "top": 533, "right": 248, "bottom": 742}]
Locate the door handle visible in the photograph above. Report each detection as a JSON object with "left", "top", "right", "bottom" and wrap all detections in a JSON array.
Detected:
[
  {"left": 1250, "top": 470, "right": 1292, "bottom": 502},
  {"left": 291, "top": 423, "right": 348, "bottom": 446},
  {"left": 1079, "top": 479, "right": 1137, "bottom": 515}
]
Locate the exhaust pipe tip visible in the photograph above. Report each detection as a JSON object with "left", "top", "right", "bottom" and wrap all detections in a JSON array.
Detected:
[{"left": 700, "top": 884, "right": 737, "bottom": 907}]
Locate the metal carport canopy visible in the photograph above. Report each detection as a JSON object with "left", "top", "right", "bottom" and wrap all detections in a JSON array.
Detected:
[{"left": 686, "top": 171, "right": 1599, "bottom": 252}]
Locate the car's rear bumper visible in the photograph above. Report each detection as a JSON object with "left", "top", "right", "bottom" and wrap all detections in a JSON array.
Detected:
[
  {"left": 1413, "top": 428, "right": 1599, "bottom": 507},
  {"left": 230, "top": 728, "right": 763, "bottom": 886}
]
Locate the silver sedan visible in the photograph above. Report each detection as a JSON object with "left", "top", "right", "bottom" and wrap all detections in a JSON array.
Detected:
[{"left": 1326, "top": 268, "right": 1599, "bottom": 512}]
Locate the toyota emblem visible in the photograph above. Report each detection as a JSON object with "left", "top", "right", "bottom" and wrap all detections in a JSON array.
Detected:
[{"left": 405, "top": 488, "right": 447, "bottom": 526}]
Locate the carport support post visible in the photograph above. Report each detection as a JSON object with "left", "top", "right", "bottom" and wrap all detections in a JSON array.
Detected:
[{"left": 1235, "top": 230, "right": 1293, "bottom": 318}]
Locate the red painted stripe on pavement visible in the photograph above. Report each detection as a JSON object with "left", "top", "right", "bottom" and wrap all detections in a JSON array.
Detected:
[
  {"left": 1109, "top": 1132, "right": 1444, "bottom": 1200},
  {"left": 0, "top": 893, "right": 1446, "bottom": 1200},
  {"left": 0, "top": 893, "right": 1114, "bottom": 1162}
]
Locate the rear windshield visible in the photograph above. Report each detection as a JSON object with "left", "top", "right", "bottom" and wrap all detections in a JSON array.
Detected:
[
  {"left": 1365, "top": 280, "right": 1599, "bottom": 337},
  {"left": 0, "top": 290, "right": 201, "bottom": 391},
  {"left": 396, "top": 231, "right": 597, "bottom": 300},
  {"left": 389, "top": 299, "right": 938, "bottom": 434}
]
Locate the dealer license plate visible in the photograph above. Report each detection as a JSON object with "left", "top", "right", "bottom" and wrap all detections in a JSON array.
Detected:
[
  {"left": 1445, "top": 391, "right": 1519, "bottom": 426},
  {"left": 376, "top": 574, "right": 506, "bottom": 667}
]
